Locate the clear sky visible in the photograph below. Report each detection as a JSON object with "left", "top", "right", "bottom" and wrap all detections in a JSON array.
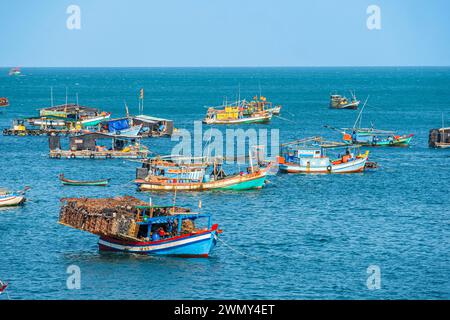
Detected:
[{"left": 1, "top": 0, "right": 449, "bottom": 67}]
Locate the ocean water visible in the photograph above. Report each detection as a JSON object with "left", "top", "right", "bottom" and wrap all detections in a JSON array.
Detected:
[{"left": 0, "top": 67, "right": 449, "bottom": 300}]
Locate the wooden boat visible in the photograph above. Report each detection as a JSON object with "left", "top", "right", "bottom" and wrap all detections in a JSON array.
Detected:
[
  {"left": 136, "top": 162, "right": 271, "bottom": 191},
  {"left": 279, "top": 137, "right": 368, "bottom": 174},
  {"left": 98, "top": 212, "right": 221, "bottom": 257},
  {"left": 60, "top": 197, "right": 221, "bottom": 257},
  {"left": 59, "top": 174, "right": 110, "bottom": 186},
  {"left": 330, "top": 92, "right": 360, "bottom": 109},
  {"left": 0, "top": 187, "right": 29, "bottom": 207},
  {"left": 0, "top": 97, "right": 9, "bottom": 108}
]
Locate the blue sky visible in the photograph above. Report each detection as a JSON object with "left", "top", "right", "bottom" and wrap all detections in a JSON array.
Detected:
[{"left": 1, "top": 0, "right": 449, "bottom": 67}]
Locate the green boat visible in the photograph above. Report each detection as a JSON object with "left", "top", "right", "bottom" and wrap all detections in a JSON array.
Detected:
[{"left": 59, "top": 174, "right": 110, "bottom": 186}]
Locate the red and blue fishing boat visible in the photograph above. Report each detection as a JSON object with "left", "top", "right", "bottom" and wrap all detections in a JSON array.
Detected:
[
  {"left": 98, "top": 214, "right": 221, "bottom": 257},
  {"left": 59, "top": 197, "right": 221, "bottom": 258},
  {"left": 99, "top": 208, "right": 221, "bottom": 257}
]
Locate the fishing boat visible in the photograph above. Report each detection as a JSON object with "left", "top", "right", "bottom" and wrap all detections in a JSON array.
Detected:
[
  {"left": 136, "top": 160, "right": 271, "bottom": 191},
  {"left": 330, "top": 92, "right": 360, "bottom": 109},
  {"left": 59, "top": 174, "right": 110, "bottom": 186},
  {"left": 0, "top": 97, "right": 9, "bottom": 108},
  {"left": 0, "top": 187, "right": 30, "bottom": 207},
  {"left": 59, "top": 197, "right": 221, "bottom": 257},
  {"left": 203, "top": 97, "right": 272, "bottom": 125},
  {"left": 8, "top": 67, "right": 21, "bottom": 76},
  {"left": 326, "top": 98, "right": 414, "bottom": 147},
  {"left": 244, "top": 96, "right": 282, "bottom": 115},
  {"left": 278, "top": 137, "right": 369, "bottom": 174},
  {"left": 136, "top": 148, "right": 271, "bottom": 191},
  {"left": 49, "top": 132, "right": 149, "bottom": 159}
]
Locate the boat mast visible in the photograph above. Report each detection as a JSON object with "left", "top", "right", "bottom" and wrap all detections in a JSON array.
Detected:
[
  {"left": 249, "top": 148, "right": 254, "bottom": 173},
  {"left": 50, "top": 87, "right": 54, "bottom": 107},
  {"left": 352, "top": 96, "right": 369, "bottom": 129},
  {"left": 65, "top": 87, "right": 68, "bottom": 106}
]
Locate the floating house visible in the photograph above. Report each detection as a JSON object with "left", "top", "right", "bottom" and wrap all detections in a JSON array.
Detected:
[
  {"left": 49, "top": 132, "right": 149, "bottom": 159},
  {"left": 429, "top": 127, "right": 450, "bottom": 148},
  {"left": 59, "top": 196, "right": 221, "bottom": 257}
]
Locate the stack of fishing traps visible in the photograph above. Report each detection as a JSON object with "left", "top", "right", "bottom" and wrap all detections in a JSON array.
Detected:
[{"left": 59, "top": 196, "right": 147, "bottom": 239}]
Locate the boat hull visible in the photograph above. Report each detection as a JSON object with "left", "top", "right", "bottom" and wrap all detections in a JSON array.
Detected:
[
  {"left": 98, "top": 230, "right": 219, "bottom": 257},
  {"left": 0, "top": 195, "right": 26, "bottom": 207},
  {"left": 81, "top": 114, "right": 111, "bottom": 127},
  {"left": 280, "top": 157, "right": 367, "bottom": 174},
  {"left": 331, "top": 101, "right": 360, "bottom": 110},
  {"left": 355, "top": 135, "right": 413, "bottom": 147}
]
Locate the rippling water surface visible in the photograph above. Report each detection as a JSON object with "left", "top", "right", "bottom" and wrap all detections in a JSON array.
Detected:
[{"left": 0, "top": 67, "right": 449, "bottom": 299}]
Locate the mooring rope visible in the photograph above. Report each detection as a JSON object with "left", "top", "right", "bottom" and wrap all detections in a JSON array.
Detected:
[{"left": 216, "top": 237, "right": 262, "bottom": 261}]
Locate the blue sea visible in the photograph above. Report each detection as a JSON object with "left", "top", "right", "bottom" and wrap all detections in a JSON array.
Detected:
[{"left": 0, "top": 67, "right": 449, "bottom": 300}]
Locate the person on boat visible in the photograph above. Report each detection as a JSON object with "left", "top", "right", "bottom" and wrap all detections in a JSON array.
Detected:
[{"left": 342, "top": 150, "right": 351, "bottom": 163}]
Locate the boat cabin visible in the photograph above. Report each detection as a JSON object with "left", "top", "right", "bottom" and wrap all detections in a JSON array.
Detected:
[{"left": 133, "top": 206, "right": 212, "bottom": 241}]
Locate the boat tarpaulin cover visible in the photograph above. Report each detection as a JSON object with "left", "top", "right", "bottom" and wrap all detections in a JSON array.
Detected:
[{"left": 108, "top": 119, "right": 129, "bottom": 132}]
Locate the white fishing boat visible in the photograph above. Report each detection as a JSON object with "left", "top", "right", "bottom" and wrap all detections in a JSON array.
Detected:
[
  {"left": 0, "top": 187, "right": 29, "bottom": 207},
  {"left": 279, "top": 137, "right": 369, "bottom": 174}
]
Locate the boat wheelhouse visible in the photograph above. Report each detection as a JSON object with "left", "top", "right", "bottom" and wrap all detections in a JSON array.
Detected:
[
  {"left": 49, "top": 132, "right": 149, "bottom": 159},
  {"left": 279, "top": 137, "right": 369, "bottom": 174},
  {"left": 59, "top": 197, "right": 221, "bottom": 257}
]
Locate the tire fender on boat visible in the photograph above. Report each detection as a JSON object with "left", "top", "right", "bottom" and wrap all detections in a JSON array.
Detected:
[
  {"left": 327, "top": 165, "right": 332, "bottom": 172},
  {"left": 70, "top": 153, "right": 76, "bottom": 159}
]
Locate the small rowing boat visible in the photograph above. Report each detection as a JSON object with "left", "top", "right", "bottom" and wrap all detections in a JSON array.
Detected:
[{"left": 59, "top": 174, "right": 110, "bottom": 186}]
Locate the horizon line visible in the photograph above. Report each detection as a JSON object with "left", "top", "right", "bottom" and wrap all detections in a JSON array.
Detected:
[{"left": 1, "top": 65, "right": 450, "bottom": 69}]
